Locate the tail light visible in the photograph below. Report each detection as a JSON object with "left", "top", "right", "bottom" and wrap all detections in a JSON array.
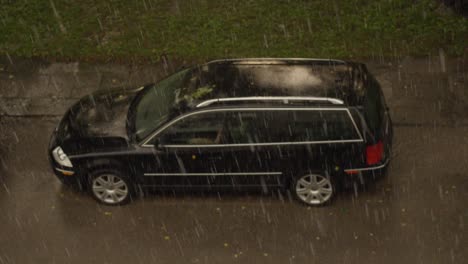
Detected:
[{"left": 366, "top": 141, "right": 383, "bottom": 165}]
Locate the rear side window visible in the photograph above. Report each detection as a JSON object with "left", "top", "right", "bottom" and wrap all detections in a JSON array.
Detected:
[{"left": 227, "top": 109, "right": 361, "bottom": 144}]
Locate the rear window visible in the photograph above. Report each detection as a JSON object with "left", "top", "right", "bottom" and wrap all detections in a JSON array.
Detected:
[
  {"left": 363, "top": 77, "right": 385, "bottom": 133},
  {"left": 227, "top": 109, "right": 361, "bottom": 144}
]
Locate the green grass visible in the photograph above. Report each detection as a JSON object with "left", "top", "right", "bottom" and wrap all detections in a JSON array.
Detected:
[{"left": 0, "top": 0, "right": 466, "bottom": 62}]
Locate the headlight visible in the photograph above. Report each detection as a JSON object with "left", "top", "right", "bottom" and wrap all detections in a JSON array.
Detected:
[{"left": 52, "top": 146, "right": 73, "bottom": 167}]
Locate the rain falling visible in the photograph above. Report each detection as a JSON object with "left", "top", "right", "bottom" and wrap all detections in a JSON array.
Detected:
[{"left": 0, "top": 1, "right": 467, "bottom": 263}]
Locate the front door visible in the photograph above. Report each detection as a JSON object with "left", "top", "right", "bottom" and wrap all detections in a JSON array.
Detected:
[{"left": 139, "top": 110, "right": 230, "bottom": 187}]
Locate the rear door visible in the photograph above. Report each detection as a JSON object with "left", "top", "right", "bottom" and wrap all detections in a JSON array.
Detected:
[{"left": 223, "top": 110, "right": 289, "bottom": 187}]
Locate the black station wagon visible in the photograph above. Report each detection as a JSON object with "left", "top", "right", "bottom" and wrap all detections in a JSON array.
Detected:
[{"left": 49, "top": 58, "right": 392, "bottom": 206}]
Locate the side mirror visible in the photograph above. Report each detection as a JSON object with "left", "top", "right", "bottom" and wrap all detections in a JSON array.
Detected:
[
  {"left": 155, "top": 134, "right": 170, "bottom": 149},
  {"left": 151, "top": 139, "right": 162, "bottom": 149}
]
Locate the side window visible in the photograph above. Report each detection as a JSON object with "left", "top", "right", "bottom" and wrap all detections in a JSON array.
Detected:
[
  {"left": 290, "top": 110, "right": 360, "bottom": 141},
  {"left": 226, "top": 111, "right": 291, "bottom": 144},
  {"left": 156, "top": 112, "right": 226, "bottom": 145},
  {"left": 226, "top": 110, "right": 360, "bottom": 144}
]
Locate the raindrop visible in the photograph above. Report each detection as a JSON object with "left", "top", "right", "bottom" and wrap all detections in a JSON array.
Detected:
[
  {"left": 306, "top": 18, "right": 312, "bottom": 33},
  {"left": 49, "top": 0, "right": 67, "bottom": 33},
  {"left": 438, "top": 185, "right": 443, "bottom": 200},
  {"left": 263, "top": 34, "right": 269, "bottom": 49},
  {"left": 439, "top": 48, "right": 446, "bottom": 73}
]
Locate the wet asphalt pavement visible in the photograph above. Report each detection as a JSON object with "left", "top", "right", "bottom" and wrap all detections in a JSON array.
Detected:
[
  {"left": 0, "top": 116, "right": 467, "bottom": 264},
  {"left": 1, "top": 56, "right": 467, "bottom": 263}
]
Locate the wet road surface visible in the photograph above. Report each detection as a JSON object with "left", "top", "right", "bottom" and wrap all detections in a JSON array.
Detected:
[{"left": 0, "top": 117, "right": 467, "bottom": 264}]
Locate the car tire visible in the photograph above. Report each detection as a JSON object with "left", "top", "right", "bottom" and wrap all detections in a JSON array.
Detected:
[
  {"left": 291, "top": 172, "right": 336, "bottom": 206},
  {"left": 88, "top": 169, "right": 134, "bottom": 206}
]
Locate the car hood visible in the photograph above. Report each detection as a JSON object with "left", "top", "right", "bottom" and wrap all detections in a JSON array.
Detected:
[{"left": 67, "top": 86, "right": 144, "bottom": 140}]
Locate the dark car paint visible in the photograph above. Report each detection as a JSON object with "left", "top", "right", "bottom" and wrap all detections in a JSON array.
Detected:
[
  {"left": 49, "top": 59, "right": 392, "bottom": 190},
  {"left": 132, "top": 141, "right": 366, "bottom": 188},
  {"left": 56, "top": 140, "right": 366, "bottom": 189}
]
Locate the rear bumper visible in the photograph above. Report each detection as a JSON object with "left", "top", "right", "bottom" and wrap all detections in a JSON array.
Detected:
[
  {"left": 342, "top": 158, "right": 390, "bottom": 186},
  {"left": 343, "top": 158, "right": 390, "bottom": 174}
]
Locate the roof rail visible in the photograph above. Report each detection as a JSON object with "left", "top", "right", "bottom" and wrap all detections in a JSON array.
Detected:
[
  {"left": 207, "top": 58, "right": 347, "bottom": 65},
  {"left": 196, "top": 96, "right": 344, "bottom": 108}
]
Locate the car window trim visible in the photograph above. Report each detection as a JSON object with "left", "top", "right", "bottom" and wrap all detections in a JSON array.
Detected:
[
  {"left": 144, "top": 172, "right": 283, "bottom": 176},
  {"left": 159, "top": 139, "right": 363, "bottom": 148},
  {"left": 196, "top": 96, "right": 344, "bottom": 107},
  {"left": 140, "top": 107, "right": 364, "bottom": 147}
]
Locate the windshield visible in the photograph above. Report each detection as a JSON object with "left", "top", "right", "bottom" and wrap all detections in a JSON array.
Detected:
[{"left": 134, "top": 68, "right": 191, "bottom": 141}]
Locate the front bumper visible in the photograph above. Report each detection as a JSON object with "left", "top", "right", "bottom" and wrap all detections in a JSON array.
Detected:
[
  {"left": 48, "top": 149, "right": 84, "bottom": 188},
  {"left": 54, "top": 167, "right": 75, "bottom": 176}
]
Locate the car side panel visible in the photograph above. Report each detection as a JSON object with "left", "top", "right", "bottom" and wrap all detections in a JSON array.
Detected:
[
  {"left": 224, "top": 142, "right": 364, "bottom": 186},
  {"left": 137, "top": 146, "right": 232, "bottom": 187}
]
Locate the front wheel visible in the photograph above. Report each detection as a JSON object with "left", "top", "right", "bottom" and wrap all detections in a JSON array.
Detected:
[
  {"left": 89, "top": 170, "right": 134, "bottom": 205},
  {"left": 291, "top": 173, "right": 335, "bottom": 206}
]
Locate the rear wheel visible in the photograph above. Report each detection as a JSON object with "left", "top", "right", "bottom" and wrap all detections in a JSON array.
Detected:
[
  {"left": 89, "top": 170, "right": 133, "bottom": 205},
  {"left": 292, "top": 173, "right": 335, "bottom": 206}
]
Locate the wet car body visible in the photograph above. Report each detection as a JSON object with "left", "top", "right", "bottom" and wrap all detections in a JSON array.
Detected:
[{"left": 49, "top": 58, "right": 393, "bottom": 205}]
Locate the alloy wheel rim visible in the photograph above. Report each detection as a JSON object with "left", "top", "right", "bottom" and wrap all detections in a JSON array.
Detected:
[
  {"left": 92, "top": 174, "right": 128, "bottom": 204},
  {"left": 295, "top": 174, "right": 333, "bottom": 205}
]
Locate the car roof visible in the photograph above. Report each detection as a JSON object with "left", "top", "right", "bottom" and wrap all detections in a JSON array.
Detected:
[
  {"left": 183, "top": 58, "right": 369, "bottom": 110},
  {"left": 133, "top": 58, "right": 372, "bottom": 123}
]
